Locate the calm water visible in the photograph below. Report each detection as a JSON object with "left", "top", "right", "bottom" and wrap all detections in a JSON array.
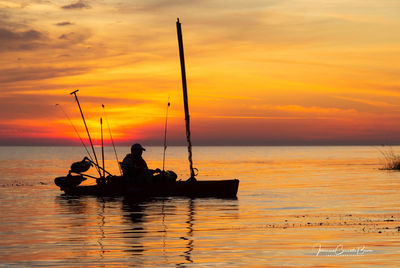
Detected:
[{"left": 1, "top": 146, "right": 400, "bottom": 267}]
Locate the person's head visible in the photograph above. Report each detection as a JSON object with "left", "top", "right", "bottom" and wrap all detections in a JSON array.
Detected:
[{"left": 131, "top": 143, "right": 146, "bottom": 157}]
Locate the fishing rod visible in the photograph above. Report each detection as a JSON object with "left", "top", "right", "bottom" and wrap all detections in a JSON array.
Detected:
[
  {"left": 84, "top": 157, "right": 113, "bottom": 177},
  {"left": 55, "top": 103, "right": 94, "bottom": 163},
  {"left": 162, "top": 98, "right": 171, "bottom": 172},
  {"left": 102, "top": 104, "right": 122, "bottom": 175},
  {"left": 70, "top": 90, "right": 102, "bottom": 177},
  {"left": 100, "top": 117, "right": 105, "bottom": 178}
]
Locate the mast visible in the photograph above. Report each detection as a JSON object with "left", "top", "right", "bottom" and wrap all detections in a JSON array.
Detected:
[{"left": 176, "top": 18, "right": 196, "bottom": 180}]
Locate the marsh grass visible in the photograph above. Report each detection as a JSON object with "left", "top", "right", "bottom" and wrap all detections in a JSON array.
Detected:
[{"left": 378, "top": 146, "right": 400, "bottom": 170}]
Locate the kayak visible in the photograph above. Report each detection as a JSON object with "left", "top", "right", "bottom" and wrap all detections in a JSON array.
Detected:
[{"left": 55, "top": 175, "right": 239, "bottom": 198}]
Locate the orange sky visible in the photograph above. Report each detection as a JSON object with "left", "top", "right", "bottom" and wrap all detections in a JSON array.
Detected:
[{"left": 1, "top": 0, "right": 400, "bottom": 145}]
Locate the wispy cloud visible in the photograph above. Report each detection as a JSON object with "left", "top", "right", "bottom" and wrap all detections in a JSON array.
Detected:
[
  {"left": 275, "top": 104, "right": 358, "bottom": 115},
  {"left": 250, "top": 104, "right": 358, "bottom": 117},
  {"left": 1, "top": 0, "right": 400, "bottom": 145},
  {"left": 55, "top": 21, "right": 74, "bottom": 26},
  {"left": 62, "top": 0, "right": 91, "bottom": 10},
  {"left": 0, "top": 66, "right": 90, "bottom": 83},
  {"left": 332, "top": 95, "right": 396, "bottom": 108},
  {"left": 0, "top": 27, "right": 46, "bottom": 52},
  {"left": 57, "top": 31, "right": 89, "bottom": 44}
]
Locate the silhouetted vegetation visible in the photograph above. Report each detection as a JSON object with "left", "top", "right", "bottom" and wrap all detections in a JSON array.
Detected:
[{"left": 378, "top": 146, "right": 400, "bottom": 170}]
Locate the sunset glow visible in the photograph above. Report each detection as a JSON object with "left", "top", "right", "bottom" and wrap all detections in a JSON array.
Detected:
[{"left": 1, "top": 0, "right": 400, "bottom": 145}]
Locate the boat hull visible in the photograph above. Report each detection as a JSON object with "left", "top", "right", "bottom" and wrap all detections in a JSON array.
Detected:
[{"left": 57, "top": 178, "right": 239, "bottom": 198}]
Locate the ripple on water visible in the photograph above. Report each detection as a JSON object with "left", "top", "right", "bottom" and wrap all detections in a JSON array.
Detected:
[{"left": 1, "top": 146, "right": 400, "bottom": 266}]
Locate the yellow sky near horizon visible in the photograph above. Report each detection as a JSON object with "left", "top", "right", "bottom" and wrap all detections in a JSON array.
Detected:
[{"left": 1, "top": 0, "right": 400, "bottom": 145}]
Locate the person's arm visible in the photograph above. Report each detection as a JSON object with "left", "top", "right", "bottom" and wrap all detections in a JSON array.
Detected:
[{"left": 141, "top": 159, "right": 162, "bottom": 174}]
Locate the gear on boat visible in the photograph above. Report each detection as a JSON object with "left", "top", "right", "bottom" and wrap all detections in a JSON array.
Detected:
[{"left": 70, "top": 157, "right": 92, "bottom": 174}]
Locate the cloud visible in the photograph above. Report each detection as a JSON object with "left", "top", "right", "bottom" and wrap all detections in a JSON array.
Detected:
[
  {"left": 275, "top": 104, "right": 357, "bottom": 115},
  {"left": 114, "top": 0, "right": 322, "bottom": 48},
  {"left": 59, "top": 32, "right": 74, "bottom": 40},
  {"left": 57, "top": 31, "right": 91, "bottom": 46},
  {"left": 62, "top": 0, "right": 91, "bottom": 10},
  {"left": 0, "top": 25, "right": 92, "bottom": 54},
  {"left": 0, "top": 93, "right": 147, "bottom": 120},
  {"left": 55, "top": 21, "right": 74, "bottom": 26},
  {"left": 116, "top": 0, "right": 279, "bottom": 13},
  {"left": 0, "top": 95, "right": 61, "bottom": 120},
  {"left": 0, "top": 27, "right": 46, "bottom": 51},
  {"left": 0, "top": 66, "right": 90, "bottom": 83},
  {"left": 332, "top": 96, "right": 396, "bottom": 108},
  {"left": 249, "top": 104, "right": 358, "bottom": 118}
]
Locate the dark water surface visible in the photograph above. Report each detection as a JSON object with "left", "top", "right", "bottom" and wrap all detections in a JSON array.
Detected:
[{"left": 1, "top": 146, "right": 400, "bottom": 267}]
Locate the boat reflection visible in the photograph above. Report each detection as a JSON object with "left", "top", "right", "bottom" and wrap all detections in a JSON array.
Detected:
[
  {"left": 55, "top": 195, "right": 238, "bottom": 266},
  {"left": 178, "top": 199, "right": 195, "bottom": 266}
]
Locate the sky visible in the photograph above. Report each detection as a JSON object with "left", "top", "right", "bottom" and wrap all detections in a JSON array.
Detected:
[{"left": 1, "top": 0, "right": 400, "bottom": 146}]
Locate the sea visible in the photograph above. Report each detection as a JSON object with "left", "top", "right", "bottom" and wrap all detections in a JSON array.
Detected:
[{"left": 0, "top": 145, "right": 400, "bottom": 267}]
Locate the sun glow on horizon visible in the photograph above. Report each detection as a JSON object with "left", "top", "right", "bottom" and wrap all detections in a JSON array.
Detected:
[{"left": 1, "top": 0, "right": 400, "bottom": 145}]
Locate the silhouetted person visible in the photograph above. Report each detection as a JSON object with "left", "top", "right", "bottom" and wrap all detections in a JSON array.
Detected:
[{"left": 121, "top": 143, "right": 160, "bottom": 182}]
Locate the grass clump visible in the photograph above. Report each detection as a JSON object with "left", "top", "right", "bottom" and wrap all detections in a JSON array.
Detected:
[{"left": 378, "top": 146, "right": 400, "bottom": 170}]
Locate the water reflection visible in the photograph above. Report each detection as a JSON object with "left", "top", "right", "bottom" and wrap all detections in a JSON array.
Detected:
[
  {"left": 121, "top": 197, "right": 146, "bottom": 259},
  {"left": 180, "top": 199, "right": 195, "bottom": 266},
  {"left": 5, "top": 146, "right": 400, "bottom": 266},
  {"left": 55, "top": 195, "right": 238, "bottom": 267},
  {"left": 96, "top": 197, "right": 106, "bottom": 260},
  {"left": 55, "top": 195, "right": 89, "bottom": 215}
]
